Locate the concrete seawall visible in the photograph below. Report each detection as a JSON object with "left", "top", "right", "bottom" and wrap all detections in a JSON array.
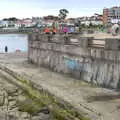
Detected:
[{"left": 28, "top": 33, "right": 120, "bottom": 89}]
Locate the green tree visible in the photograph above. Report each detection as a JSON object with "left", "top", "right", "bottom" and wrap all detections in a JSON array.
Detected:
[
  {"left": 3, "top": 17, "right": 18, "bottom": 21},
  {"left": 59, "top": 9, "right": 69, "bottom": 20},
  {"left": 89, "top": 22, "right": 93, "bottom": 28},
  {"left": 8, "top": 17, "right": 18, "bottom": 21}
]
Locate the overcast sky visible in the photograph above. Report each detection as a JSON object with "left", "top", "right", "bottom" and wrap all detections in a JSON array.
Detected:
[{"left": 0, "top": 0, "right": 120, "bottom": 19}]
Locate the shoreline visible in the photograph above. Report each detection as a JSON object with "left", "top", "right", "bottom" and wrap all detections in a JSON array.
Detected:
[{"left": 0, "top": 32, "right": 30, "bottom": 34}]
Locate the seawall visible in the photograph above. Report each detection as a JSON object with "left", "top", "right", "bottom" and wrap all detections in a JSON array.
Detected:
[{"left": 28, "top": 33, "right": 120, "bottom": 89}]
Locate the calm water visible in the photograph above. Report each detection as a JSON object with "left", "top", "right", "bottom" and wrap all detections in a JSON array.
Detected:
[{"left": 0, "top": 34, "right": 28, "bottom": 53}]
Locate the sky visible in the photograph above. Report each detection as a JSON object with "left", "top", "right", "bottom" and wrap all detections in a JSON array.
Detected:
[{"left": 0, "top": 0, "right": 120, "bottom": 19}]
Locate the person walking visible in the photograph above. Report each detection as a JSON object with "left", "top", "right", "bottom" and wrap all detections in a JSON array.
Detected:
[
  {"left": 5, "top": 46, "right": 8, "bottom": 53},
  {"left": 44, "top": 27, "right": 50, "bottom": 34},
  {"left": 63, "top": 25, "right": 68, "bottom": 34},
  {"left": 52, "top": 26, "right": 57, "bottom": 35}
]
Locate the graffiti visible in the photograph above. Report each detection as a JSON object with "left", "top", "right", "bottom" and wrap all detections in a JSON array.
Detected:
[{"left": 63, "top": 56, "right": 83, "bottom": 70}]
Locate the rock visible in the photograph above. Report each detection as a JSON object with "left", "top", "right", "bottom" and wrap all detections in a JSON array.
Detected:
[
  {"left": 40, "top": 107, "right": 49, "bottom": 114},
  {"left": 0, "top": 111, "right": 5, "bottom": 120},
  {"left": 0, "top": 94, "right": 5, "bottom": 106},
  {"left": 5, "top": 87, "right": 18, "bottom": 96},
  {"left": 32, "top": 113, "right": 50, "bottom": 120},
  {"left": 0, "top": 74, "right": 50, "bottom": 120},
  {"left": 20, "top": 112, "right": 29, "bottom": 119},
  {"left": 8, "top": 114, "right": 18, "bottom": 120},
  {"left": 8, "top": 111, "right": 22, "bottom": 119},
  {"left": 17, "top": 95, "right": 26, "bottom": 102},
  {"left": 8, "top": 96, "right": 16, "bottom": 102},
  {"left": 8, "top": 101, "right": 17, "bottom": 110}
]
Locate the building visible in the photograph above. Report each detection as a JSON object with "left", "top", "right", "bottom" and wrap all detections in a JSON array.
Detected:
[
  {"left": 32, "top": 17, "right": 43, "bottom": 24},
  {"left": 15, "top": 20, "right": 22, "bottom": 28},
  {"left": 42, "top": 15, "right": 60, "bottom": 28},
  {"left": 0, "top": 21, "right": 9, "bottom": 27},
  {"left": 90, "top": 14, "right": 103, "bottom": 25},
  {"left": 103, "top": 8, "right": 109, "bottom": 25},
  {"left": 43, "top": 15, "right": 59, "bottom": 21},
  {"left": 22, "top": 18, "right": 34, "bottom": 27},
  {"left": 0, "top": 20, "right": 15, "bottom": 28},
  {"left": 15, "top": 19, "right": 36, "bottom": 28},
  {"left": 103, "top": 6, "right": 120, "bottom": 25},
  {"left": 78, "top": 14, "right": 103, "bottom": 26},
  {"left": 66, "top": 18, "right": 75, "bottom": 25}
]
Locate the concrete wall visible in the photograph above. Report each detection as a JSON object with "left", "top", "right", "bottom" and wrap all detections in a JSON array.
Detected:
[{"left": 28, "top": 33, "right": 120, "bottom": 89}]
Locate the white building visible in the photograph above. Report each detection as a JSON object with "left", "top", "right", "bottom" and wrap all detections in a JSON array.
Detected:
[
  {"left": 81, "top": 20, "right": 91, "bottom": 26},
  {"left": 15, "top": 20, "right": 22, "bottom": 28},
  {"left": 0, "top": 21, "right": 9, "bottom": 27},
  {"left": 111, "top": 19, "right": 120, "bottom": 24},
  {"left": 15, "top": 19, "right": 36, "bottom": 28},
  {"left": 91, "top": 20, "right": 103, "bottom": 25}
]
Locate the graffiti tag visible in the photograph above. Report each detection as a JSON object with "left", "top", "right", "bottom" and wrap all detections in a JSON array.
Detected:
[{"left": 64, "top": 56, "right": 83, "bottom": 70}]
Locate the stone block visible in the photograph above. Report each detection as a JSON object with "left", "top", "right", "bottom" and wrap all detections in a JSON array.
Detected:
[
  {"left": 79, "top": 37, "right": 93, "bottom": 48},
  {"left": 105, "top": 38, "right": 120, "bottom": 50}
]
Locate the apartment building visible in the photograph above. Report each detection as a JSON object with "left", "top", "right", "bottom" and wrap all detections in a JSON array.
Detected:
[{"left": 103, "top": 6, "right": 120, "bottom": 25}]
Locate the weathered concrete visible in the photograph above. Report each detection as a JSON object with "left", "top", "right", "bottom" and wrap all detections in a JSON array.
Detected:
[
  {"left": 0, "top": 69, "right": 50, "bottom": 120},
  {"left": 0, "top": 53, "right": 120, "bottom": 120},
  {"left": 28, "top": 33, "right": 120, "bottom": 89}
]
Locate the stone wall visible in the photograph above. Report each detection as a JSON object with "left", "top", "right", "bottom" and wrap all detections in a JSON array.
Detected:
[{"left": 28, "top": 33, "right": 120, "bottom": 89}]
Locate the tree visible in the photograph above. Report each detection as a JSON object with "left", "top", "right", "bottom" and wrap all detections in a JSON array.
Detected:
[
  {"left": 2, "top": 18, "right": 8, "bottom": 21},
  {"left": 59, "top": 9, "right": 69, "bottom": 20},
  {"left": 8, "top": 17, "right": 18, "bottom": 21},
  {"left": 2, "top": 17, "right": 18, "bottom": 21},
  {"left": 89, "top": 22, "right": 93, "bottom": 28}
]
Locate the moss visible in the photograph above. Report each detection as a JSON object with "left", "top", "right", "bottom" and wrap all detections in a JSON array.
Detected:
[
  {"left": 18, "top": 98, "right": 45, "bottom": 115},
  {"left": 16, "top": 76, "right": 91, "bottom": 120},
  {"left": 51, "top": 108, "right": 91, "bottom": 120}
]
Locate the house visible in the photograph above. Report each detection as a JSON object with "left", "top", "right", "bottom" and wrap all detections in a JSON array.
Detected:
[
  {"left": 0, "top": 20, "right": 9, "bottom": 27},
  {"left": 22, "top": 18, "right": 33, "bottom": 27},
  {"left": 32, "top": 17, "right": 43, "bottom": 23},
  {"left": 66, "top": 18, "right": 75, "bottom": 24},
  {"left": 78, "top": 14, "right": 103, "bottom": 26},
  {"left": 43, "top": 15, "right": 59, "bottom": 21},
  {"left": 8, "top": 21, "right": 15, "bottom": 27},
  {"left": 81, "top": 20, "right": 91, "bottom": 26},
  {"left": 15, "top": 20, "right": 22, "bottom": 28},
  {"left": 0, "top": 20, "right": 3, "bottom": 27},
  {"left": 15, "top": 19, "right": 36, "bottom": 28}
]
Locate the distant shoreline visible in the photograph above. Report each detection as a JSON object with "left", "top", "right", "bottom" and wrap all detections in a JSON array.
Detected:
[{"left": 0, "top": 32, "right": 30, "bottom": 35}]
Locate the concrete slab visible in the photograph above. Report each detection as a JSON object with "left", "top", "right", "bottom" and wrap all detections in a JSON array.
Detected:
[{"left": 0, "top": 52, "right": 119, "bottom": 120}]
